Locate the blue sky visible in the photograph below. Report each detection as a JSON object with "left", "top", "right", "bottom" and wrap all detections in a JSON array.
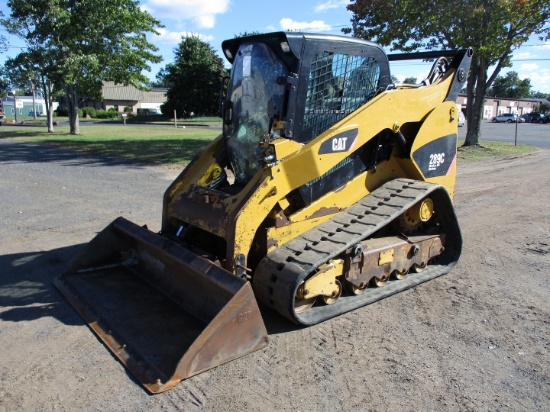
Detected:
[{"left": 1, "top": 0, "right": 550, "bottom": 92}]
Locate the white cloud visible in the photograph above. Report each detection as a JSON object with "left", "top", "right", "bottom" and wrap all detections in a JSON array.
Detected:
[
  {"left": 533, "top": 41, "right": 550, "bottom": 50},
  {"left": 525, "top": 69, "right": 550, "bottom": 90},
  {"left": 314, "top": 0, "right": 351, "bottom": 13},
  {"left": 519, "top": 63, "right": 540, "bottom": 72},
  {"left": 518, "top": 65, "right": 550, "bottom": 90},
  {"left": 417, "top": 70, "right": 429, "bottom": 81},
  {"left": 279, "top": 18, "right": 331, "bottom": 32},
  {"left": 155, "top": 28, "right": 214, "bottom": 44},
  {"left": 514, "top": 52, "right": 535, "bottom": 59},
  {"left": 142, "top": 0, "right": 229, "bottom": 28}
]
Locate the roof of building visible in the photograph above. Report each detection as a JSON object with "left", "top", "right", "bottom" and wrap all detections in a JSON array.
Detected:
[
  {"left": 1, "top": 96, "right": 46, "bottom": 104},
  {"left": 101, "top": 81, "right": 167, "bottom": 102}
]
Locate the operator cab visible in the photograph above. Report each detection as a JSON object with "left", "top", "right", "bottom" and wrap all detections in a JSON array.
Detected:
[{"left": 221, "top": 32, "right": 391, "bottom": 185}]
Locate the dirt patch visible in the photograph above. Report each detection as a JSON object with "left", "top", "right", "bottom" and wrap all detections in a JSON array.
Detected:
[{"left": 1, "top": 141, "right": 548, "bottom": 411}]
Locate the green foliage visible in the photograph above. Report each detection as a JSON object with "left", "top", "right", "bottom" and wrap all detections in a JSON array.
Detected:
[
  {"left": 0, "top": 11, "right": 9, "bottom": 53},
  {"left": 530, "top": 91, "right": 549, "bottom": 99},
  {"left": 95, "top": 109, "right": 110, "bottom": 119},
  {"left": 78, "top": 108, "right": 83, "bottom": 119},
  {"left": 5, "top": 0, "right": 163, "bottom": 134},
  {"left": 457, "top": 140, "right": 538, "bottom": 162},
  {"left": 82, "top": 107, "right": 97, "bottom": 118},
  {"left": 3, "top": 53, "right": 40, "bottom": 95},
  {"left": 539, "top": 101, "right": 550, "bottom": 113},
  {"left": 489, "top": 71, "right": 531, "bottom": 98},
  {"left": 11, "top": 125, "right": 220, "bottom": 166},
  {"left": 0, "top": 75, "right": 9, "bottom": 96},
  {"left": 152, "top": 67, "right": 170, "bottom": 88},
  {"left": 160, "top": 36, "right": 225, "bottom": 117},
  {"left": 345, "top": 0, "right": 550, "bottom": 146},
  {"left": 403, "top": 76, "right": 418, "bottom": 84}
]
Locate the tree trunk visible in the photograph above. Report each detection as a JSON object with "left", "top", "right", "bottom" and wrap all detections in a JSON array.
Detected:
[
  {"left": 463, "top": 57, "right": 488, "bottom": 146},
  {"left": 66, "top": 84, "right": 80, "bottom": 135},
  {"left": 41, "top": 76, "right": 54, "bottom": 132},
  {"left": 31, "top": 84, "right": 37, "bottom": 120}
]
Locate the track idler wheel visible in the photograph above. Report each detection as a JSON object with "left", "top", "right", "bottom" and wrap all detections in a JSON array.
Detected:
[
  {"left": 294, "top": 259, "right": 344, "bottom": 313},
  {"left": 295, "top": 297, "right": 316, "bottom": 313},
  {"left": 322, "top": 279, "right": 342, "bottom": 305},
  {"left": 397, "top": 197, "right": 434, "bottom": 232}
]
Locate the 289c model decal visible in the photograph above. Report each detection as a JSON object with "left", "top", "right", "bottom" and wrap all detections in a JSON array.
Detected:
[
  {"left": 412, "top": 134, "right": 457, "bottom": 178},
  {"left": 428, "top": 152, "right": 445, "bottom": 171}
]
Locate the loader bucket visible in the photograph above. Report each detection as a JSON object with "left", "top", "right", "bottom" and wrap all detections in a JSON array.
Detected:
[{"left": 54, "top": 217, "right": 268, "bottom": 393}]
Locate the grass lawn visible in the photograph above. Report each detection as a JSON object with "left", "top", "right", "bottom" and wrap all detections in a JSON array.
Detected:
[
  {"left": 2, "top": 124, "right": 538, "bottom": 167},
  {"left": 457, "top": 139, "right": 538, "bottom": 161},
  {"left": 3, "top": 125, "right": 221, "bottom": 166}
]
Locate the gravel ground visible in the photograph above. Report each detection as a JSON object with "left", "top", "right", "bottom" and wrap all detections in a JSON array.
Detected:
[{"left": 0, "top": 138, "right": 549, "bottom": 411}]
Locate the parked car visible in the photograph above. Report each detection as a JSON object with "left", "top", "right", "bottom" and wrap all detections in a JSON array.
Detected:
[
  {"left": 458, "top": 111, "right": 465, "bottom": 127},
  {"left": 524, "top": 113, "right": 548, "bottom": 124},
  {"left": 491, "top": 113, "right": 519, "bottom": 123}
]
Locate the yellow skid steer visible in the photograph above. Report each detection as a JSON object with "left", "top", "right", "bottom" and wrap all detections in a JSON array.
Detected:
[{"left": 55, "top": 32, "right": 472, "bottom": 393}]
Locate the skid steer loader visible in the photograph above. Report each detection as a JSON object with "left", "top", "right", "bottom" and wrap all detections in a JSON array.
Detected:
[{"left": 55, "top": 32, "right": 472, "bottom": 393}]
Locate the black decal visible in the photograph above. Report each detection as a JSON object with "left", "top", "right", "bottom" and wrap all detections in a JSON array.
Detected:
[
  {"left": 318, "top": 129, "right": 359, "bottom": 154},
  {"left": 412, "top": 134, "right": 457, "bottom": 178}
]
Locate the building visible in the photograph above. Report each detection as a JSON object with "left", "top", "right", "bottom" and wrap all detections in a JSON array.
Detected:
[
  {"left": 0, "top": 96, "right": 59, "bottom": 121},
  {"left": 99, "top": 81, "right": 167, "bottom": 114},
  {"left": 57, "top": 82, "right": 168, "bottom": 115},
  {"left": 456, "top": 94, "right": 547, "bottom": 119}
]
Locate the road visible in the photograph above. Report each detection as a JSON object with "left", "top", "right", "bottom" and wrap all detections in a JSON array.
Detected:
[
  {"left": 0, "top": 137, "right": 549, "bottom": 411},
  {"left": 2, "top": 118, "right": 548, "bottom": 147},
  {"left": 458, "top": 121, "right": 550, "bottom": 149}
]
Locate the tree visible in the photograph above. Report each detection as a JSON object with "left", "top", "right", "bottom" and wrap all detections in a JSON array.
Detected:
[
  {"left": 5, "top": 0, "right": 162, "bottom": 134},
  {"left": 530, "top": 91, "right": 549, "bottom": 99},
  {"left": 150, "top": 67, "right": 171, "bottom": 88},
  {"left": 489, "top": 71, "right": 531, "bottom": 98},
  {"left": 4, "top": 48, "right": 63, "bottom": 131},
  {"left": 345, "top": 0, "right": 550, "bottom": 146},
  {"left": 0, "top": 11, "right": 8, "bottom": 53},
  {"left": 0, "top": 72, "right": 9, "bottom": 97},
  {"left": 403, "top": 76, "right": 418, "bottom": 84},
  {"left": 160, "top": 36, "right": 225, "bottom": 118}
]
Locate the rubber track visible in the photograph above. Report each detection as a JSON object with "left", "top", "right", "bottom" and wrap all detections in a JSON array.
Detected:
[{"left": 253, "top": 178, "right": 462, "bottom": 325}]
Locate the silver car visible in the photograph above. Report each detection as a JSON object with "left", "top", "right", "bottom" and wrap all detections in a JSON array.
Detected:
[{"left": 491, "top": 113, "right": 519, "bottom": 123}]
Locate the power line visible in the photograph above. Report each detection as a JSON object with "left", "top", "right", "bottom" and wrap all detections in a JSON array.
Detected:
[
  {"left": 512, "top": 58, "right": 550, "bottom": 61},
  {"left": 391, "top": 57, "right": 550, "bottom": 67}
]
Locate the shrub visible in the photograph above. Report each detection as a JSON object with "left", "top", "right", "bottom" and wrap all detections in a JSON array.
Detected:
[
  {"left": 78, "top": 108, "right": 84, "bottom": 119},
  {"left": 82, "top": 107, "right": 97, "bottom": 118},
  {"left": 123, "top": 106, "right": 133, "bottom": 113},
  {"left": 95, "top": 109, "right": 110, "bottom": 119},
  {"left": 106, "top": 108, "right": 119, "bottom": 119}
]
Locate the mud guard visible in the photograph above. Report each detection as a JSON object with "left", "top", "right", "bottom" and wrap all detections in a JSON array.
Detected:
[{"left": 54, "top": 217, "right": 268, "bottom": 393}]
